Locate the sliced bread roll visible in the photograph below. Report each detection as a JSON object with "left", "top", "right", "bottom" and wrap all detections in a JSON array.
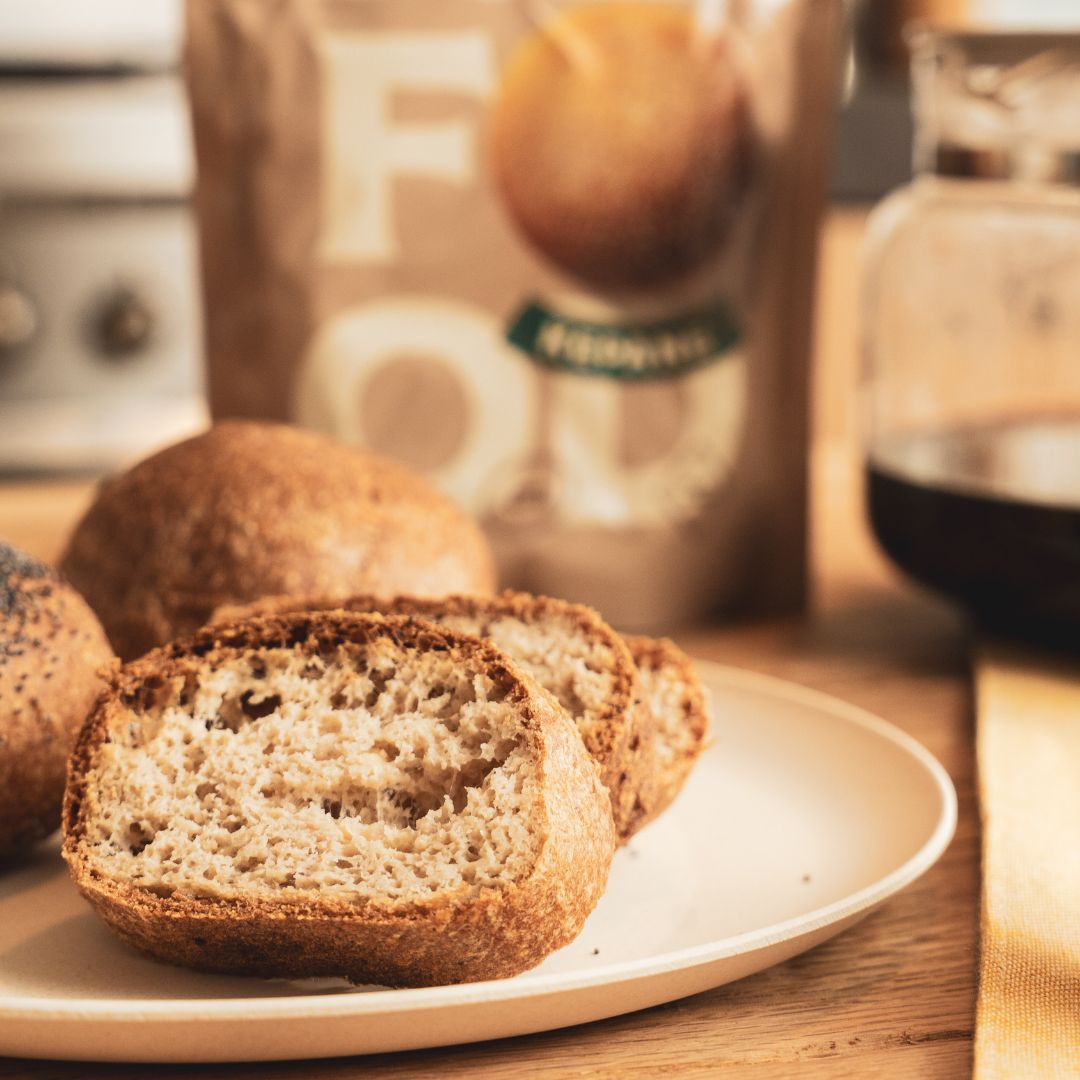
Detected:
[
  {"left": 212, "top": 593, "right": 709, "bottom": 841},
  {"left": 63, "top": 613, "right": 615, "bottom": 987},
  {"left": 213, "top": 592, "right": 643, "bottom": 839},
  {"left": 620, "top": 636, "right": 711, "bottom": 837}
]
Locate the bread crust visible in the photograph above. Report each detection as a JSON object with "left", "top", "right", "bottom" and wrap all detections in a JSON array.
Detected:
[
  {"left": 63, "top": 612, "right": 614, "bottom": 987},
  {"left": 212, "top": 591, "right": 646, "bottom": 841},
  {"left": 621, "top": 635, "right": 710, "bottom": 837},
  {"left": 59, "top": 421, "right": 497, "bottom": 661},
  {"left": 0, "top": 541, "right": 114, "bottom": 857}
]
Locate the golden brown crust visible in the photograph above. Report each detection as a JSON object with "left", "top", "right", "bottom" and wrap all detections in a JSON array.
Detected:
[
  {"left": 59, "top": 421, "right": 497, "bottom": 661},
  {"left": 0, "top": 541, "right": 114, "bottom": 857},
  {"left": 211, "top": 590, "right": 646, "bottom": 841},
  {"left": 621, "top": 635, "right": 710, "bottom": 837},
  {"left": 62, "top": 611, "right": 614, "bottom": 987}
]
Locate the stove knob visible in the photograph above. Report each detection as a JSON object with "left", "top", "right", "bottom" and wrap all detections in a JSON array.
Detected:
[
  {"left": 95, "top": 288, "right": 154, "bottom": 359},
  {"left": 0, "top": 283, "right": 38, "bottom": 354}
]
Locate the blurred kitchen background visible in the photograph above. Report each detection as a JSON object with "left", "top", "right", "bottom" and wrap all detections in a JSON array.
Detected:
[
  {"left": 0, "top": 0, "right": 1072, "bottom": 478},
  {"left": 0, "top": 2, "right": 201, "bottom": 472}
]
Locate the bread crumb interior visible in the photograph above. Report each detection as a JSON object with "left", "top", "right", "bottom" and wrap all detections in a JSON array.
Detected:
[
  {"left": 425, "top": 613, "right": 616, "bottom": 749},
  {"left": 637, "top": 661, "right": 696, "bottom": 768},
  {"left": 80, "top": 642, "right": 541, "bottom": 902}
]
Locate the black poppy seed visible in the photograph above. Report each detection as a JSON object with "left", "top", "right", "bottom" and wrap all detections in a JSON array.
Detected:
[{"left": 0, "top": 541, "right": 51, "bottom": 618}]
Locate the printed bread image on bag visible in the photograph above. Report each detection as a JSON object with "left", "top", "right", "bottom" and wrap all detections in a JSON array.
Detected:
[{"left": 186, "top": 0, "right": 842, "bottom": 630}]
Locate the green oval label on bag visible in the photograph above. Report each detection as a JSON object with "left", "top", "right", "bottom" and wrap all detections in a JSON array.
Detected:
[{"left": 506, "top": 300, "right": 741, "bottom": 380}]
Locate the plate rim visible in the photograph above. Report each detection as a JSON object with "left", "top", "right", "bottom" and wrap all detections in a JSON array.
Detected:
[{"left": 0, "top": 659, "right": 958, "bottom": 1023}]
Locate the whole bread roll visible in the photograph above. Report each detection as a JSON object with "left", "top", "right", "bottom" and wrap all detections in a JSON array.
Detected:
[
  {"left": 60, "top": 421, "right": 497, "bottom": 660},
  {"left": 0, "top": 540, "right": 113, "bottom": 857}
]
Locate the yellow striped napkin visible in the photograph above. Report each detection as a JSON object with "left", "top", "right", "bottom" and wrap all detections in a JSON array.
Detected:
[{"left": 975, "top": 643, "right": 1080, "bottom": 1079}]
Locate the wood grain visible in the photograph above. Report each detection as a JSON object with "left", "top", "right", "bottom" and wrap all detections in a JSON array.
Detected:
[{"left": 0, "top": 208, "right": 979, "bottom": 1077}]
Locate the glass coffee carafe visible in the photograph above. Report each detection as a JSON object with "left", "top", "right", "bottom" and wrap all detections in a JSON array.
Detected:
[{"left": 863, "top": 30, "right": 1080, "bottom": 639}]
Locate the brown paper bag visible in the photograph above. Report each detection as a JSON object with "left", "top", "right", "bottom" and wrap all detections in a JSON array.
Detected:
[{"left": 186, "top": 0, "right": 842, "bottom": 630}]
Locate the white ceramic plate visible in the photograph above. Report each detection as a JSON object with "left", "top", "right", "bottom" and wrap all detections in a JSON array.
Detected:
[{"left": 0, "top": 661, "right": 956, "bottom": 1063}]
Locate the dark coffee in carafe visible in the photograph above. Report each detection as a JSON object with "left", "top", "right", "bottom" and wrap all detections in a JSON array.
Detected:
[{"left": 868, "top": 419, "right": 1080, "bottom": 639}]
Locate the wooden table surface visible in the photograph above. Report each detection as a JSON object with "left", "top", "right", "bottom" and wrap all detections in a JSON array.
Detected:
[
  {"left": 0, "top": 457, "right": 977, "bottom": 1080},
  {"left": 0, "top": 210, "right": 980, "bottom": 1077}
]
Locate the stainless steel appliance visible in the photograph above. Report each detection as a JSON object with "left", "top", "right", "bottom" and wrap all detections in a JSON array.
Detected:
[{"left": 0, "top": 0, "right": 206, "bottom": 472}]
